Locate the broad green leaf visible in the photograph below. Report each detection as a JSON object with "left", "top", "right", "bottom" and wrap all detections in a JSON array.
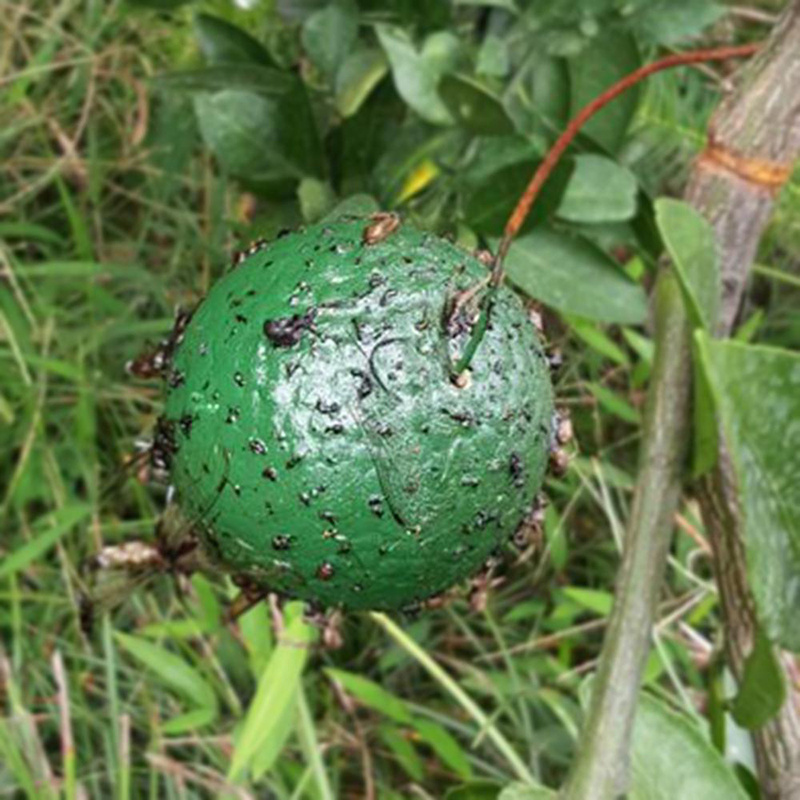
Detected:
[
  {"left": 504, "top": 53, "right": 569, "bottom": 145},
  {"left": 461, "top": 136, "right": 540, "bottom": 186},
  {"left": 630, "top": 694, "right": 748, "bottom": 800},
  {"left": 297, "top": 178, "right": 336, "bottom": 222},
  {"left": 325, "top": 668, "right": 413, "bottom": 724},
  {"left": 558, "top": 155, "right": 638, "bottom": 223},
  {"left": 302, "top": 0, "right": 358, "bottom": 80},
  {"left": 194, "top": 13, "right": 274, "bottom": 66},
  {"left": 335, "top": 48, "right": 389, "bottom": 117},
  {"left": 630, "top": 0, "right": 725, "bottom": 46},
  {"left": 464, "top": 158, "right": 573, "bottom": 236},
  {"left": 731, "top": 625, "right": 787, "bottom": 729},
  {"left": 229, "top": 609, "right": 314, "bottom": 780},
  {"left": 155, "top": 65, "right": 295, "bottom": 96},
  {"left": 276, "top": 0, "right": 326, "bottom": 21},
  {"left": 439, "top": 74, "right": 515, "bottom": 136},
  {"left": 505, "top": 228, "right": 648, "bottom": 324},
  {"left": 498, "top": 783, "right": 556, "bottom": 799},
  {"left": 568, "top": 29, "right": 640, "bottom": 152},
  {"left": 376, "top": 25, "right": 459, "bottom": 125},
  {"left": 321, "top": 193, "right": 380, "bottom": 221},
  {"left": 114, "top": 633, "right": 217, "bottom": 712},
  {"left": 0, "top": 505, "right": 89, "bottom": 579},
  {"left": 476, "top": 35, "right": 510, "bottom": 78},
  {"left": 193, "top": 84, "right": 322, "bottom": 183},
  {"left": 656, "top": 198, "right": 721, "bottom": 477},
  {"left": 655, "top": 198, "right": 719, "bottom": 331},
  {"left": 413, "top": 718, "right": 472, "bottom": 779},
  {"left": 696, "top": 335, "right": 800, "bottom": 652}
]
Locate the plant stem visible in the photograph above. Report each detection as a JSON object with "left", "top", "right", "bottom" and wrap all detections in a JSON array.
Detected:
[{"left": 560, "top": 270, "right": 694, "bottom": 799}]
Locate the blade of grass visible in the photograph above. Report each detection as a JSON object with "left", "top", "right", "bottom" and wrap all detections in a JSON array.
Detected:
[
  {"left": 369, "top": 612, "right": 536, "bottom": 785},
  {"left": 228, "top": 606, "right": 314, "bottom": 782},
  {"left": 296, "top": 686, "right": 334, "bottom": 800}
]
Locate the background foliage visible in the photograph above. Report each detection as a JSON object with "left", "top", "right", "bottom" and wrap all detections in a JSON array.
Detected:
[{"left": 1, "top": 0, "right": 798, "bottom": 797}]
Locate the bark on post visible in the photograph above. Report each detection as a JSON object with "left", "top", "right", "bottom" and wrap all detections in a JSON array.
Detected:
[{"left": 687, "top": 4, "right": 800, "bottom": 797}]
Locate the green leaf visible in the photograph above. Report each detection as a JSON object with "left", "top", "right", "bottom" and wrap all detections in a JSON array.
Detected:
[
  {"left": 476, "top": 35, "right": 510, "bottom": 79},
  {"left": 587, "top": 382, "right": 641, "bottom": 424},
  {"left": 229, "top": 609, "right": 314, "bottom": 780},
  {"left": 567, "top": 29, "right": 640, "bottom": 152},
  {"left": 444, "top": 782, "right": 504, "bottom": 800},
  {"left": 454, "top": 0, "right": 518, "bottom": 10},
  {"left": 498, "top": 785, "right": 555, "bottom": 799},
  {"left": 439, "top": 75, "right": 515, "bottom": 136},
  {"left": 325, "top": 668, "right": 413, "bottom": 724},
  {"left": 125, "top": 0, "right": 191, "bottom": 8},
  {"left": 562, "top": 587, "right": 614, "bottom": 616},
  {"left": 321, "top": 194, "right": 380, "bottom": 221},
  {"left": 376, "top": 25, "right": 460, "bottom": 125},
  {"left": 238, "top": 601, "right": 273, "bottom": 677},
  {"left": 630, "top": 694, "right": 748, "bottom": 800},
  {"left": 413, "top": 718, "right": 472, "bottom": 779},
  {"left": 505, "top": 228, "right": 648, "bottom": 324},
  {"left": 630, "top": 0, "right": 726, "bottom": 46},
  {"left": 154, "top": 65, "right": 295, "bottom": 96},
  {"left": 161, "top": 706, "right": 218, "bottom": 735},
  {"left": 657, "top": 197, "right": 721, "bottom": 477},
  {"left": 276, "top": 0, "right": 326, "bottom": 21},
  {"left": 691, "top": 345, "right": 719, "bottom": 479},
  {"left": 731, "top": 624, "right": 787, "bottom": 729},
  {"left": 696, "top": 335, "right": 800, "bottom": 652},
  {"left": 114, "top": 633, "right": 217, "bottom": 712},
  {"left": 0, "top": 505, "right": 89, "bottom": 579},
  {"left": 335, "top": 47, "right": 389, "bottom": 117},
  {"left": 193, "top": 13, "right": 274, "bottom": 66},
  {"left": 557, "top": 155, "right": 638, "bottom": 223},
  {"left": 655, "top": 198, "right": 719, "bottom": 331},
  {"left": 193, "top": 83, "right": 322, "bottom": 183},
  {"left": 504, "top": 53, "right": 569, "bottom": 145},
  {"left": 379, "top": 726, "right": 424, "bottom": 781},
  {"left": 464, "top": 158, "right": 573, "bottom": 236},
  {"left": 567, "top": 316, "right": 629, "bottom": 365},
  {"left": 297, "top": 178, "right": 336, "bottom": 222},
  {"left": 302, "top": 0, "right": 359, "bottom": 80}
]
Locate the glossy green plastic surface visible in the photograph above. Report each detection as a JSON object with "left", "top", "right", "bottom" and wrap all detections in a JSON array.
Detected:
[{"left": 164, "top": 218, "right": 553, "bottom": 610}]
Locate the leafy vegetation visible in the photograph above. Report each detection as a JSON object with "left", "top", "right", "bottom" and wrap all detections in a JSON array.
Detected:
[{"left": 1, "top": 0, "right": 798, "bottom": 798}]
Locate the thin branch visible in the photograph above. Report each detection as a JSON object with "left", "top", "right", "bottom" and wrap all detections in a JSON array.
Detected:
[{"left": 492, "top": 43, "right": 759, "bottom": 283}]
